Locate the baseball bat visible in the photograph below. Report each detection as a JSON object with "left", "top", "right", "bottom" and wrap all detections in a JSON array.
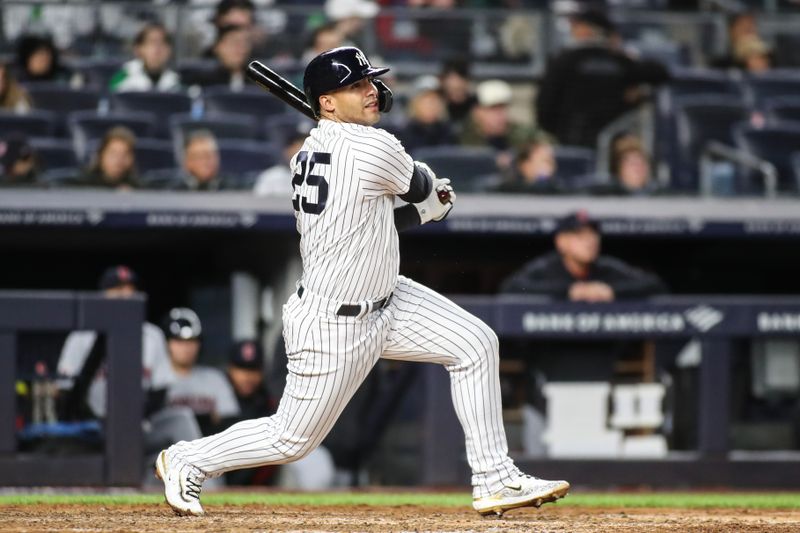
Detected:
[{"left": 246, "top": 60, "right": 317, "bottom": 121}]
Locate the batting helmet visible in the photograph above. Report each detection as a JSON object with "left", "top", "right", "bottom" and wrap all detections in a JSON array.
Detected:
[
  {"left": 303, "top": 46, "right": 393, "bottom": 118},
  {"left": 163, "top": 307, "right": 203, "bottom": 340}
]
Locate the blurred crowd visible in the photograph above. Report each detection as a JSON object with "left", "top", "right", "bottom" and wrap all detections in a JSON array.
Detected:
[{"left": 1, "top": 0, "right": 799, "bottom": 195}]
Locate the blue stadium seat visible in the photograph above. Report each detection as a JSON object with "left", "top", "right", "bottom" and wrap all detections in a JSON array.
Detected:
[
  {"left": 170, "top": 112, "right": 261, "bottom": 148},
  {"left": 263, "top": 114, "right": 315, "bottom": 145},
  {"left": 25, "top": 84, "right": 103, "bottom": 114},
  {"left": 413, "top": 145, "right": 499, "bottom": 192},
  {"left": 217, "top": 140, "right": 281, "bottom": 185},
  {"left": 744, "top": 72, "right": 800, "bottom": 110},
  {"left": 110, "top": 91, "right": 193, "bottom": 137},
  {"left": 554, "top": 146, "right": 596, "bottom": 179},
  {"left": 67, "top": 110, "right": 158, "bottom": 160},
  {"left": 202, "top": 86, "right": 288, "bottom": 120},
  {"left": 0, "top": 110, "right": 58, "bottom": 138},
  {"left": 765, "top": 96, "right": 800, "bottom": 126},
  {"left": 176, "top": 60, "right": 219, "bottom": 87},
  {"left": 675, "top": 95, "right": 749, "bottom": 190},
  {"left": 29, "top": 138, "right": 79, "bottom": 171},
  {"left": 72, "top": 57, "right": 126, "bottom": 90},
  {"left": 734, "top": 124, "right": 800, "bottom": 193}
]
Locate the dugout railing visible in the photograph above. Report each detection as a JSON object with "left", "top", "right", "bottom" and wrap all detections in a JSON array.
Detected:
[{"left": 0, "top": 291, "right": 143, "bottom": 486}]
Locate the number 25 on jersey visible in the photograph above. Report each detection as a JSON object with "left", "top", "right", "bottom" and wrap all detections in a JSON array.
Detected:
[{"left": 292, "top": 151, "right": 330, "bottom": 215}]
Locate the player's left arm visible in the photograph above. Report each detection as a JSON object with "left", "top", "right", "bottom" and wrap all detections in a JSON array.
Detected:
[{"left": 394, "top": 162, "right": 456, "bottom": 231}]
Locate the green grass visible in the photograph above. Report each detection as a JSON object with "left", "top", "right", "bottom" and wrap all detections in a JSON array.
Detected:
[{"left": 1, "top": 492, "right": 799, "bottom": 509}]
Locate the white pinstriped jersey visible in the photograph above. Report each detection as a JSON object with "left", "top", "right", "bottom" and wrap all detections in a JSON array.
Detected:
[{"left": 291, "top": 119, "right": 414, "bottom": 303}]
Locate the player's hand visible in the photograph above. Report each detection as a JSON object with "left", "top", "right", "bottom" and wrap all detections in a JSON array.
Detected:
[{"left": 413, "top": 177, "right": 456, "bottom": 224}]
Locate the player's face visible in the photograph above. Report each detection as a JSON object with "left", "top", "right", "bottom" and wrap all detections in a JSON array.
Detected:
[
  {"left": 323, "top": 77, "right": 380, "bottom": 126},
  {"left": 228, "top": 366, "right": 263, "bottom": 397},
  {"left": 168, "top": 339, "right": 200, "bottom": 370},
  {"left": 556, "top": 226, "right": 600, "bottom": 265}
]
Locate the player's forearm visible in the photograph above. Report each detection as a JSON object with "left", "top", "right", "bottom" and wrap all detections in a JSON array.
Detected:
[
  {"left": 398, "top": 162, "right": 433, "bottom": 203},
  {"left": 394, "top": 204, "right": 421, "bottom": 232}
]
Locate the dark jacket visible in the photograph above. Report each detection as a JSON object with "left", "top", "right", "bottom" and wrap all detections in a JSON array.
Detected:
[
  {"left": 500, "top": 251, "right": 666, "bottom": 299},
  {"left": 536, "top": 43, "right": 670, "bottom": 147},
  {"left": 398, "top": 120, "right": 457, "bottom": 154}
]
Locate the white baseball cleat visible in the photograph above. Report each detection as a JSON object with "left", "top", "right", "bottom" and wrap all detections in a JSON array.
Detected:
[
  {"left": 155, "top": 448, "right": 206, "bottom": 516},
  {"left": 473, "top": 475, "right": 570, "bottom": 517}
]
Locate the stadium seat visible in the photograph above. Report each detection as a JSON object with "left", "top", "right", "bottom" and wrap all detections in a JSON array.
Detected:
[
  {"left": 675, "top": 95, "right": 750, "bottom": 189},
  {"left": 554, "top": 146, "right": 596, "bottom": 179},
  {"left": 0, "top": 110, "right": 58, "bottom": 138},
  {"left": 25, "top": 84, "right": 103, "bottom": 114},
  {"left": 263, "top": 113, "right": 315, "bottom": 145},
  {"left": 413, "top": 145, "right": 499, "bottom": 192},
  {"left": 217, "top": 140, "right": 281, "bottom": 183},
  {"left": 30, "top": 137, "right": 79, "bottom": 171},
  {"left": 67, "top": 110, "right": 158, "bottom": 160},
  {"left": 765, "top": 96, "right": 800, "bottom": 126},
  {"left": 794, "top": 152, "right": 800, "bottom": 186},
  {"left": 734, "top": 124, "right": 800, "bottom": 194},
  {"left": 176, "top": 60, "right": 219, "bottom": 88},
  {"left": 202, "top": 86, "right": 288, "bottom": 123},
  {"left": 743, "top": 72, "right": 800, "bottom": 110},
  {"left": 170, "top": 112, "right": 261, "bottom": 150},
  {"left": 110, "top": 91, "right": 193, "bottom": 137},
  {"left": 72, "top": 57, "right": 126, "bottom": 90}
]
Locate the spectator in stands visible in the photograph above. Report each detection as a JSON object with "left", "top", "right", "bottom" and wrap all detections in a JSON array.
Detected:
[
  {"left": 710, "top": 11, "right": 764, "bottom": 70},
  {"left": 325, "top": 0, "right": 379, "bottom": 48},
  {"left": 501, "top": 210, "right": 666, "bottom": 298},
  {"left": 493, "top": 138, "right": 564, "bottom": 194},
  {"left": 110, "top": 23, "right": 180, "bottom": 92},
  {"left": 15, "top": 34, "right": 72, "bottom": 84},
  {"left": 397, "top": 75, "right": 457, "bottom": 154},
  {"left": 0, "top": 133, "right": 38, "bottom": 187},
  {"left": 0, "top": 61, "right": 32, "bottom": 112},
  {"left": 536, "top": 9, "right": 669, "bottom": 148},
  {"left": 439, "top": 57, "right": 477, "bottom": 129},
  {"left": 301, "top": 22, "right": 345, "bottom": 64},
  {"left": 253, "top": 132, "right": 305, "bottom": 196},
  {"left": 81, "top": 126, "right": 139, "bottom": 190},
  {"left": 57, "top": 266, "right": 203, "bottom": 476},
  {"left": 733, "top": 35, "right": 773, "bottom": 73},
  {"left": 208, "top": 0, "right": 279, "bottom": 59},
  {"left": 176, "top": 130, "right": 229, "bottom": 191},
  {"left": 609, "top": 139, "right": 661, "bottom": 196},
  {"left": 163, "top": 307, "right": 240, "bottom": 436},
  {"left": 192, "top": 24, "right": 253, "bottom": 90},
  {"left": 461, "top": 79, "right": 543, "bottom": 171}
]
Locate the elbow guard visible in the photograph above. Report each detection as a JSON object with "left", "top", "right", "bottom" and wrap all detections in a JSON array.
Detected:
[{"left": 399, "top": 162, "right": 433, "bottom": 203}]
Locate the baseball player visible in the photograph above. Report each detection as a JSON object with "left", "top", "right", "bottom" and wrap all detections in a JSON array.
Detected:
[{"left": 156, "top": 46, "right": 569, "bottom": 517}]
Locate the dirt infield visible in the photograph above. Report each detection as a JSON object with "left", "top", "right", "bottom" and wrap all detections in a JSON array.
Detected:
[{"left": 2, "top": 503, "right": 799, "bottom": 533}]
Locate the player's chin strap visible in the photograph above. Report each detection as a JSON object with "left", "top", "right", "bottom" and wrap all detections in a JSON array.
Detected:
[{"left": 375, "top": 79, "right": 393, "bottom": 113}]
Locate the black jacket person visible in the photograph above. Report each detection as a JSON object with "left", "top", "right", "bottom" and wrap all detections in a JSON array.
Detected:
[{"left": 501, "top": 211, "right": 666, "bottom": 299}]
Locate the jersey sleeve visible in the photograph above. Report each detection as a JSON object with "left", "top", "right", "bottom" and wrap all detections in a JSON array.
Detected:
[{"left": 351, "top": 128, "right": 414, "bottom": 198}]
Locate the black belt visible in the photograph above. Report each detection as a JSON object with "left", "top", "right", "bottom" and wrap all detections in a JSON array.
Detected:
[{"left": 297, "top": 286, "right": 391, "bottom": 317}]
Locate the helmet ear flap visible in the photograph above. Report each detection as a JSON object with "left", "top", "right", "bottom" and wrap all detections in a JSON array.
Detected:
[
  {"left": 305, "top": 88, "right": 320, "bottom": 118},
  {"left": 374, "top": 79, "right": 393, "bottom": 114}
]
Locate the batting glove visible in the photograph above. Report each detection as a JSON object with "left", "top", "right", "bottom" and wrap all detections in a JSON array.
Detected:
[{"left": 413, "top": 177, "right": 456, "bottom": 224}]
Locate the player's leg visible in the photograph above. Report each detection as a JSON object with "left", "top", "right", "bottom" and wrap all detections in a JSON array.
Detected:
[
  {"left": 381, "top": 276, "right": 568, "bottom": 514},
  {"left": 156, "top": 293, "right": 387, "bottom": 515}
]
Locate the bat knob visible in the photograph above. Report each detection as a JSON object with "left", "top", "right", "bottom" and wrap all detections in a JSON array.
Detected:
[{"left": 437, "top": 188, "right": 451, "bottom": 204}]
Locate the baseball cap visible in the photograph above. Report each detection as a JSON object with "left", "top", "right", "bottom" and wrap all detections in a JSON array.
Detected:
[
  {"left": 164, "top": 307, "right": 203, "bottom": 340},
  {"left": 0, "top": 133, "right": 34, "bottom": 175},
  {"left": 570, "top": 9, "right": 615, "bottom": 34},
  {"left": 229, "top": 340, "right": 265, "bottom": 370},
  {"left": 325, "top": 0, "right": 379, "bottom": 20},
  {"left": 555, "top": 210, "right": 600, "bottom": 234},
  {"left": 476, "top": 79, "right": 512, "bottom": 107},
  {"left": 411, "top": 75, "right": 441, "bottom": 98},
  {"left": 98, "top": 265, "right": 139, "bottom": 290}
]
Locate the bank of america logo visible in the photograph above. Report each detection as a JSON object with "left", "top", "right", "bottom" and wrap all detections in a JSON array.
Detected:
[{"left": 684, "top": 305, "right": 724, "bottom": 332}]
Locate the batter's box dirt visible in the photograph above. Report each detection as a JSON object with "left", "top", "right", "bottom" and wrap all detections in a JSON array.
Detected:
[{"left": 1, "top": 504, "right": 799, "bottom": 532}]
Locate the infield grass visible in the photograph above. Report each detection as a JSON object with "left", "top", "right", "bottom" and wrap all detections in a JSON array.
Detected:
[{"left": 1, "top": 492, "right": 799, "bottom": 509}]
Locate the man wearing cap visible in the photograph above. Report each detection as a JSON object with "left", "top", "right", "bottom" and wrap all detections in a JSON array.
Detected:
[
  {"left": 163, "top": 307, "right": 240, "bottom": 436},
  {"left": 226, "top": 340, "right": 273, "bottom": 421},
  {"left": 398, "top": 75, "right": 457, "bottom": 154},
  {"left": 461, "top": 79, "right": 544, "bottom": 171},
  {"left": 500, "top": 211, "right": 666, "bottom": 299},
  {"left": 57, "top": 266, "right": 202, "bottom": 482},
  {"left": 536, "top": 9, "right": 669, "bottom": 148}
]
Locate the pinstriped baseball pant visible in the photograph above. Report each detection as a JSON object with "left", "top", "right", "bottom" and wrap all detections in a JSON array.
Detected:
[{"left": 177, "top": 276, "right": 519, "bottom": 498}]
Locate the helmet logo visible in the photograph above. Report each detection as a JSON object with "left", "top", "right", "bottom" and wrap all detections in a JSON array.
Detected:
[
  {"left": 331, "top": 61, "right": 352, "bottom": 83},
  {"left": 354, "top": 50, "right": 368, "bottom": 67}
]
